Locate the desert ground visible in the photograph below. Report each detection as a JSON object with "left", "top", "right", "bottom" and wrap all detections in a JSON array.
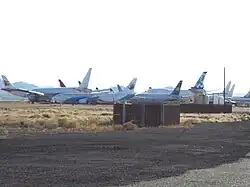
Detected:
[
  {"left": 1, "top": 102, "right": 250, "bottom": 186},
  {"left": 0, "top": 101, "right": 250, "bottom": 136},
  {"left": 1, "top": 121, "right": 250, "bottom": 186}
]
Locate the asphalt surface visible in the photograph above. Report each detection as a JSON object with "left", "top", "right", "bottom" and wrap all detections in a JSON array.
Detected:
[{"left": 1, "top": 121, "right": 250, "bottom": 186}]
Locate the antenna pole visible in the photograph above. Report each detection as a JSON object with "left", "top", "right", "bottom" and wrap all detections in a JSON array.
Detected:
[{"left": 223, "top": 67, "right": 226, "bottom": 107}]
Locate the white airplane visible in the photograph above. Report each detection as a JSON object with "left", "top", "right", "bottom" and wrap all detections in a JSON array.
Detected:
[
  {"left": 230, "top": 86, "right": 250, "bottom": 106},
  {"left": 1, "top": 68, "right": 93, "bottom": 103},
  {"left": 128, "top": 80, "right": 183, "bottom": 104},
  {"left": 208, "top": 82, "right": 236, "bottom": 104},
  {"left": 208, "top": 81, "right": 235, "bottom": 97},
  {"left": 51, "top": 80, "right": 137, "bottom": 104},
  {"left": 146, "top": 72, "right": 207, "bottom": 96}
]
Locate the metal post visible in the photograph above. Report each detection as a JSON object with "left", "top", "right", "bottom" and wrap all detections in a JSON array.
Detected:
[
  {"left": 223, "top": 67, "right": 226, "bottom": 108},
  {"left": 142, "top": 104, "right": 145, "bottom": 127},
  {"left": 162, "top": 104, "right": 165, "bottom": 126}
]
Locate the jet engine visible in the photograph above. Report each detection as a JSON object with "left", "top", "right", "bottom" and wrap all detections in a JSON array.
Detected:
[
  {"left": 27, "top": 94, "right": 38, "bottom": 103},
  {"left": 78, "top": 98, "right": 88, "bottom": 104}
]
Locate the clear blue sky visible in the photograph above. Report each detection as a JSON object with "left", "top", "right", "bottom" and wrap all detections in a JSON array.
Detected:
[{"left": 0, "top": 1, "right": 249, "bottom": 94}]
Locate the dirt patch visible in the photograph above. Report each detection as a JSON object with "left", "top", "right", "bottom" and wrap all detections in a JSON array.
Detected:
[{"left": 1, "top": 121, "right": 250, "bottom": 186}]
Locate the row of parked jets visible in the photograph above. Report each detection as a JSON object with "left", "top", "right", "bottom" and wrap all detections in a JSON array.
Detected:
[{"left": 0, "top": 68, "right": 250, "bottom": 105}]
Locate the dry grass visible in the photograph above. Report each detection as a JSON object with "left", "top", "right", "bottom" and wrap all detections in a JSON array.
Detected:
[
  {"left": 179, "top": 113, "right": 250, "bottom": 128},
  {"left": 0, "top": 104, "right": 116, "bottom": 133},
  {"left": 0, "top": 103, "right": 140, "bottom": 134},
  {"left": 0, "top": 102, "right": 250, "bottom": 134}
]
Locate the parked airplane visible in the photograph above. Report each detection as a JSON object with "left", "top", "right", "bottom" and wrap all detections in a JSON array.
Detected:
[
  {"left": 146, "top": 72, "right": 207, "bottom": 96},
  {"left": 208, "top": 83, "right": 236, "bottom": 104},
  {"left": 241, "top": 89, "right": 250, "bottom": 98},
  {"left": 128, "top": 80, "right": 183, "bottom": 104},
  {"left": 231, "top": 96, "right": 250, "bottom": 106},
  {"left": 208, "top": 81, "right": 235, "bottom": 98},
  {"left": 230, "top": 86, "right": 250, "bottom": 106},
  {"left": 1, "top": 68, "right": 93, "bottom": 103},
  {"left": 51, "top": 83, "right": 136, "bottom": 104}
]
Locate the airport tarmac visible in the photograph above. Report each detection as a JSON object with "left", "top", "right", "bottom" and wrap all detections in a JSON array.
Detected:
[{"left": 1, "top": 121, "right": 250, "bottom": 186}]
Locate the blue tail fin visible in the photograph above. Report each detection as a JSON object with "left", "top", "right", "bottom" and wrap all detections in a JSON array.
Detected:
[
  {"left": 193, "top": 71, "right": 207, "bottom": 89},
  {"left": 170, "top": 80, "right": 183, "bottom": 96},
  {"left": 127, "top": 78, "right": 137, "bottom": 90}
]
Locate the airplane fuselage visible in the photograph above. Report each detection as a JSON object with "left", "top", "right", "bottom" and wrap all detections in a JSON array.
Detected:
[
  {"left": 231, "top": 96, "right": 250, "bottom": 105},
  {"left": 145, "top": 89, "right": 199, "bottom": 97},
  {"left": 129, "top": 92, "right": 181, "bottom": 104},
  {"left": 51, "top": 90, "right": 135, "bottom": 104},
  {"left": 25, "top": 87, "right": 91, "bottom": 103}
]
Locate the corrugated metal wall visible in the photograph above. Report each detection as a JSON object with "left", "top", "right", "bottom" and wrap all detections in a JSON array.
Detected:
[
  {"left": 180, "top": 104, "right": 232, "bottom": 113},
  {"left": 113, "top": 103, "right": 181, "bottom": 126}
]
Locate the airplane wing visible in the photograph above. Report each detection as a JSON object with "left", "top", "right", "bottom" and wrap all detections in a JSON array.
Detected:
[
  {"left": 17, "top": 88, "right": 44, "bottom": 96},
  {"left": 206, "top": 89, "right": 221, "bottom": 93}
]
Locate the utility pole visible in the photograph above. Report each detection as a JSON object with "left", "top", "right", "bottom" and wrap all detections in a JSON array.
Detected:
[{"left": 223, "top": 67, "right": 226, "bottom": 107}]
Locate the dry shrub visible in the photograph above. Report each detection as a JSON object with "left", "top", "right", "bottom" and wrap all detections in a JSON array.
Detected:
[
  {"left": 113, "top": 124, "right": 124, "bottom": 131},
  {"left": 44, "top": 123, "right": 58, "bottom": 130},
  {"left": 29, "top": 114, "right": 41, "bottom": 118},
  {"left": 57, "top": 117, "right": 68, "bottom": 127},
  {"left": 123, "top": 122, "right": 138, "bottom": 131},
  {"left": 0, "top": 128, "right": 8, "bottom": 135},
  {"left": 42, "top": 113, "right": 51, "bottom": 118},
  {"left": 180, "top": 113, "right": 250, "bottom": 127},
  {"left": 101, "top": 112, "right": 112, "bottom": 116}
]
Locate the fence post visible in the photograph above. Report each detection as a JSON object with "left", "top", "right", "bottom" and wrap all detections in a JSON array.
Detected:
[
  {"left": 141, "top": 104, "right": 145, "bottom": 127},
  {"left": 162, "top": 104, "right": 164, "bottom": 125},
  {"left": 122, "top": 103, "right": 126, "bottom": 124}
]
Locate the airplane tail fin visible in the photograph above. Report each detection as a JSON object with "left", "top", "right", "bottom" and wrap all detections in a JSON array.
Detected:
[
  {"left": 79, "top": 68, "right": 92, "bottom": 89},
  {"left": 58, "top": 79, "right": 66, "bottom": 87},
  {"left": 170, "top": 80, "right": 183, "bottom": 96},
  {"left": 228, "top": 84, "right": 235, "bottom": 97},
  {"left": 1, "top": 75, "right": 14, "bottom": 88},
  {"left": 127, "top": 78, "right": 137, "bottom": 90},
  {"left": 193, "top": 71, "right": 207, "bottom": 89},
  {"left": 224, "top": 81, "right": 231, "bottom": 95},
  {"left": 244, "top": 90, "right": 250, "bottom": 98},
  {"left": 117, "top": 84, "right": 123, "bottom": 92}
]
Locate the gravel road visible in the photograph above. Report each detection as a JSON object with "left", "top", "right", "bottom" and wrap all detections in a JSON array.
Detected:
[
  {"left": 123, "top": 154, "right": 250, "bottom": 187},
  {"left": 1, "top": 121, "right": 250, "bottom": 186}
]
